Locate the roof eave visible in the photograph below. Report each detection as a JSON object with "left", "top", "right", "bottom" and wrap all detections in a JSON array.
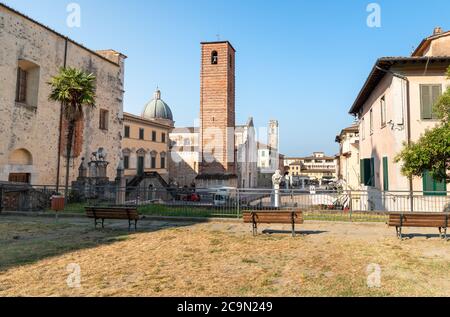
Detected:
[
  {"left": 0, "top": 3, "right": 124, "bottom": 67},
  {"left": 348, "top": 56, "right": 450, "bottom": 115}
]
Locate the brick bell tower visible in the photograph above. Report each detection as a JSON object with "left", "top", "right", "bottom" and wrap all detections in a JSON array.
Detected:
[{"left": 196, "top": 41, "right": 238, "bottom": 187}]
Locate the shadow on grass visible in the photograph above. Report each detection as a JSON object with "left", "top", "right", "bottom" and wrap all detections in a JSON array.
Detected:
[
  {"left": 0, "top": 215, "right": 204, "bottom": 272},
  {"left": 60, "top": 202, "right": 240, "bottom": 219},
  {"left": 261, "top": 229, "right": 328, "bottom": 236},
  {"left": 399, "top": 232, "right": 447, "bottom": 240}
]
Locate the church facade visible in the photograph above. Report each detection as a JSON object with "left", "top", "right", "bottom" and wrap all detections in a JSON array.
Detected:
[{"left": 0, "top": 3, "right": 125, "bottom": 186}]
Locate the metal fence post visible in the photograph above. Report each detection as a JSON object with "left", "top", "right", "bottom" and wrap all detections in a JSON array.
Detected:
[
  {"left": 236, "top": 189, "right": 240, "bottom": 218},
  {"left": 349, "top": 190, "right": 353, "bottom": 222},
  {"left": 0, "top": 186, "right": 3, "bottom": 212}
]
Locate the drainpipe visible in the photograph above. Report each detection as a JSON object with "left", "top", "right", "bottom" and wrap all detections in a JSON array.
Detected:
[
  {"left": 405, "top": 79, "right": 414, "bottom": 212},
  {"left": 56, "top": 37, "right": 68, "bottom": 193},
  {"left": 375, "top": 66, "right": 414, "bottom": 212}
]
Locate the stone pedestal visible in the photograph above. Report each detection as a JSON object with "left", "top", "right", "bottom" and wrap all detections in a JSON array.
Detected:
[
  {"left": 71, "top": 157, "right": 113, "bottom": 201},
  {"left": 115, "top": 159, "right": 126, "bottom": 205},
  {"left": 272, "top": 170, "right": 282, "bottom": 208}
]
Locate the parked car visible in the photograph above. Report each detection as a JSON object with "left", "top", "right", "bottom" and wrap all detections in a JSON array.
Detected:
[
  {"left": 182, "top": 193, "right": 201, "bottom": 202},
  {"left": 186, "top": 193, "right": 202, "bottom": 202}
]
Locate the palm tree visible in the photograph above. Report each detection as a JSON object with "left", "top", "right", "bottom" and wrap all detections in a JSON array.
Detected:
[{"left": 48, "top": 67, "right": 96, "bottom": 197}]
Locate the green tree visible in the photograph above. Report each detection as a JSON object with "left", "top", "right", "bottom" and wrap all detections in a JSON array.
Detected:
[
  {"left": 395, "top": 67, "right": 450, "bottom": 184},
  {"left": 48, "top": 68, "right": 96, "bottom": 197}
]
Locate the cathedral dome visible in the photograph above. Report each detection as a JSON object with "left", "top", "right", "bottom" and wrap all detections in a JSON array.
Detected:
[{"left": 142, "top": 89, "right": 173, "bottom": 121}]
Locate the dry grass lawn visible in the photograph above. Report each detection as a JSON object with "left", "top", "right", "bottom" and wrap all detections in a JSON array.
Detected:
[{"left": 0, "top": 215, "right": 449, "bottom": 297}]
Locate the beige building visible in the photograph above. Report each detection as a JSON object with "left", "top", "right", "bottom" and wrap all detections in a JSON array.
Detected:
[
  {"left": 0, "top": 3, "right": 125, "bottom": 186},
  {"left": 349, "top": 27, "right": 449, "bottom": 196},
  {"left": 335, "top": 123, "right": 360, "bottom": 190},
  {"left": 235, "top": 118, "right": 258, "bottom": 188},
  {"left": 285, "top": 152, "right": 337, "bottom": 184},
  {"left": 122, "top": 89, "right": 174, "bottom": 187},
  {"left": 169, "top": 127, "right": 200, "bottom": 187},
  {"left": 169, "top": 118, "right": 258, "bottom": 188}
]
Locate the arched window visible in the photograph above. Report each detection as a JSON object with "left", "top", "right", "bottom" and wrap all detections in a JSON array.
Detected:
[
  {"left": 211, "top": 51, "right": 218, "bottom": 65},
  {"left": 136, "top": 148, "right": 146, "bottom": 156},
  {"left": 136, "top": 148, "right": 146, "bottom": 175},
  {"left": 8, "top": 149, "right": 33, "bottom": 184},
  {"left": 150, "top": 151, "right": 157, "bottom": 169},
  {"left": 160, "top": 152, "right": 167, "bottom": 169},
  {"left": 122, "top": 148, "right": 131, "bottom": 169},
  {"left": 9, "top": 148, "right": 33, "bottom": 165}
]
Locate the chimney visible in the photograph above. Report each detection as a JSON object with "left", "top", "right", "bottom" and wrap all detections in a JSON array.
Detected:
[{"left": 433, "top": 26, "right": 443, "bottom": 35}]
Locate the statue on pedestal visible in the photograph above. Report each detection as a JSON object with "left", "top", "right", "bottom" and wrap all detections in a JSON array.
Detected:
[{"left": 272, "top": 170, "right": 282, "bottom": 208}]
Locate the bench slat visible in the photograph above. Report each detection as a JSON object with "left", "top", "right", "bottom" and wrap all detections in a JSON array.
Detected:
[
  {"left": 243, "top": 211, "right": 304, "bottom": 225},
  {"left": 85, "top": 207, "right": 139, "bottom": 221},
  {"left": 388, "top": 213, "right": 448, "bottom": 228}
]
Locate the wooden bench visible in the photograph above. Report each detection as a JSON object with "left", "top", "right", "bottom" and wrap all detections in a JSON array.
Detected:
[
  {"left": 85, "top": 206, "right": 140, "bottom": 230},
  {"left": 243, "top": 210, "right": 304, "bottom": 237},
  {"left": 388, "top": 212, "right": 449, "bottom": 240}
]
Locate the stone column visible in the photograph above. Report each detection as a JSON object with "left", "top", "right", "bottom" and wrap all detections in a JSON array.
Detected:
[
  {"left": 115, "top": 158, "right": 126, "bottom": 205},
  {"left": 78, "top": 158, "right": 88, "bottom": 180}
]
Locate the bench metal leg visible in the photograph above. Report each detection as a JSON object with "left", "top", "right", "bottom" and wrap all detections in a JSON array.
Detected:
[
  {"left": 437, "top": 227, "right": 448, "bottom": 240},
  {"left": 135, "top": 219, "right": 138, "bottom": 231},
  {"left": 101, "top": 219, "right": 105, "bottom": 229},
  {"left": 396, "top": 226, "right": 402, "bottom": 240},
  {"left": 252, "top": 221, "right": 257, "bottom": 236},
  {"left": 441, "top": 227, "right": 447, "bottom": 240},
  {"left": 94, "top": 218, "right": 98, "bottom": 229},
  {"left": 292, "top": 222, "right": 296, "bottom": 238}
]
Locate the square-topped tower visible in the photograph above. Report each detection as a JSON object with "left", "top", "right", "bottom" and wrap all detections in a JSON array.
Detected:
[{"left": 197, "top": 41, "right": 237, "bottom": 187}]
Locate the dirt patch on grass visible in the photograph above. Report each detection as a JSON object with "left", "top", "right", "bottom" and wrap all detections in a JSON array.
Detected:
[{"left": 0, "top": 216, "right": 448, "bottom": 296}]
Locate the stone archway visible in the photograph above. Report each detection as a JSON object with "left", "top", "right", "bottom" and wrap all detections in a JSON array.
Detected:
[{"left": 8, "top": 149, "right": 33, "bottom": 183}]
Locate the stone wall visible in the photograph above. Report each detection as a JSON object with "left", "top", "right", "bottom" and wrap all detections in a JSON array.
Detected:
[{"left": 0, "top": 5, "right": 125, "bottom": 186}]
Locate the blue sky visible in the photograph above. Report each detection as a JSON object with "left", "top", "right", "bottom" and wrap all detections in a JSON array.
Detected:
[{"left": 3, "top": 0, "right": 450, "bottom": 156}]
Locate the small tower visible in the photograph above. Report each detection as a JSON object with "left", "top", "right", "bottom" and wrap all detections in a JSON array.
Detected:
[
  {"left": 268, "top": 120, "right": 279, "bottom": 171},
  {"left": 268, "top": 120, "right": 279, "bottom": 151}
]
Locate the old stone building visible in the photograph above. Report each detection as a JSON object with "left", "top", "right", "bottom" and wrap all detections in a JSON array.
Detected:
[
  {"left": 0, "top": 3, "right": 126, "bottom": 186},
  {"left": 122, "top": 89, "right": 174, "bottom": 187}
]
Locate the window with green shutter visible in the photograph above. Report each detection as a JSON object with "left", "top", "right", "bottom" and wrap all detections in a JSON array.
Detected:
[
  {"left": 423, "top": 170, "right": 447, "bottom": 196},
  {"left": 360, "top": 158, "right": 375, "bottom": 186},
  {"left": 382, "top": 157, "right": 389, "bottom": 191},
  {"left": 360, "top": 159, "right": 365, "bottom": 184},
  {"left": 420, "top": 84, "right": 442, "bottom": 120},
  {"left": 370, "top": 157, "right": 375, "bottom": 187}
]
